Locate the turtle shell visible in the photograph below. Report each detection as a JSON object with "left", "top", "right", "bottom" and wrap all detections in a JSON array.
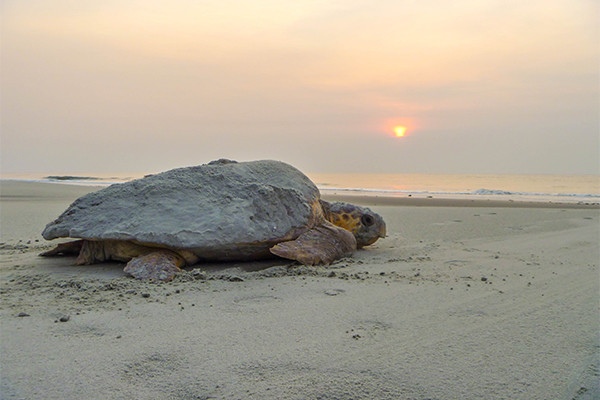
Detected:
[{"left": 42, "top": 160, "right": 322, "bottom": 259}]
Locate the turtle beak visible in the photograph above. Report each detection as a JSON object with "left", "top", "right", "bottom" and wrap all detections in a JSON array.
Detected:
[{"left": 378, "top": 222, "right": 387, "bottom": 238}]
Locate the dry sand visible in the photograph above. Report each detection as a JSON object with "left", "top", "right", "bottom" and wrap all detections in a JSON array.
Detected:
[{"left": 1, "top": 181, "right": 598, "bottom": 400}]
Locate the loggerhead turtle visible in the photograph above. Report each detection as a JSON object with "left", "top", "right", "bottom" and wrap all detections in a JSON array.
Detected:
[{"left": 40, "top": 159, "right": 386, "bottom": 281}]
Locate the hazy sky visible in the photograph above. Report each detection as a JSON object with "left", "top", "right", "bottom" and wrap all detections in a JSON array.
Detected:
[{"left": 1, "top": 0, "right": 598, "bottom": 175}]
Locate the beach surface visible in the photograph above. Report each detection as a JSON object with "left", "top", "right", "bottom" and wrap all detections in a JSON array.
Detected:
[{"left": 1, "top": 181, "right": 598, "bottom": 400}]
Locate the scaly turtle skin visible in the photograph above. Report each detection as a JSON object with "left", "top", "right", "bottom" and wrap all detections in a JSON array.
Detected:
[{"left": 40, "top": 159, "right": 386, "bottom": 281}]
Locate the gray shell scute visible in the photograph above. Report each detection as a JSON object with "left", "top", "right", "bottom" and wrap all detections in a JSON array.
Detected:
[{"left": 42, "top": 160, "right": 320, "bottom": 249}]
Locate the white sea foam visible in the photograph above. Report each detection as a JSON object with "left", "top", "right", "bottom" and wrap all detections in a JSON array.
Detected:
[{"left": 470, "top": 188, "right": 600, "bottom": 198}]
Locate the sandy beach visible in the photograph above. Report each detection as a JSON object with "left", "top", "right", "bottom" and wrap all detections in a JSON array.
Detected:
[{"left": 1, "top": 180, "right": 598, "bottom": 400}]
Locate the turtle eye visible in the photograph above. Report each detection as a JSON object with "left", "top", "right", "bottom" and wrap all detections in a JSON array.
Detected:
[{"left": 361, "top": 214, "right": 375, "bottom": 226}]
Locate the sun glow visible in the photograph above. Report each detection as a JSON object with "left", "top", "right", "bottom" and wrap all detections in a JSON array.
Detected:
[
  {"left": 383, "top": 118, "right": 416, "bottom": 138},
  {"left": 394, "top": 126, "right": 407, "bottom": 137}
]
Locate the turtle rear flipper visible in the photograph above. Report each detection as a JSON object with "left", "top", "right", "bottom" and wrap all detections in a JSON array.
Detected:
[
  {"left": 123, "top": 251, "right": 184, "bottom": 282},
  {"left": 270, "top": 222, "right": 356, "bottom": 265}
]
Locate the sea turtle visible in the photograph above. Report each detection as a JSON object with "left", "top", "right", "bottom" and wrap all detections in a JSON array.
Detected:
[{"left": 40, "top": 159, "right": 386, "bottom": 281}]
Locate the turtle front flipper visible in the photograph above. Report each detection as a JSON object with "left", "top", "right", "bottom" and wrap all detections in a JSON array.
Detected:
[
  {"left": 270, "top": 221, "right": 356, "bottom": 265},
  {"left": 40, "top": 240, "right": 84, "bottom": 257},
  {"left": 123, "top": 251, "right": 184, "bottom": 282}
]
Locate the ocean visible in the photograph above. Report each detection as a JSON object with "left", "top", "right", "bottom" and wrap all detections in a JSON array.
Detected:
[{"left": 2, "top": 172, "right": 599, "bottom": 204}]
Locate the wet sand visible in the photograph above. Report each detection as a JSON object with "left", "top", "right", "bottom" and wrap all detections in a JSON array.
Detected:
[{"left": 1, "top": 181, "right": 598, "bottom": 399}]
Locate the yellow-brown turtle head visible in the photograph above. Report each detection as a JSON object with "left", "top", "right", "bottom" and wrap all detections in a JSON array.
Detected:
[{"left": 320, "top": 200, "right": 386, "bottom": 248}]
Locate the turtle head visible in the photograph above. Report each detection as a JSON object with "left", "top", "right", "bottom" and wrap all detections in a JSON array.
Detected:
[{"left": 321, "top": 201, "right": 386, "bottom": 248}]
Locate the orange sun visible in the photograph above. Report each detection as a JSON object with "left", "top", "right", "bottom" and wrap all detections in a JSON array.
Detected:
[{"left": 394, "top": 126, "right": 407, "bottom": 137}]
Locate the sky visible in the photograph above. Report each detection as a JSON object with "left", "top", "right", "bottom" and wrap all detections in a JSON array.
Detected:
[{"left": 1, "top": 0, "right": 598, "bottom": 175}]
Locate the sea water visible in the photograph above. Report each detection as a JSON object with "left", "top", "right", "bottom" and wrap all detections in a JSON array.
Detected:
[
  {"left": 2, "top": 172, "right": 599, "bottom": 204},
  {"left": 308, "top": 173, "right": 600, "bottom": 204},
  {"left": 309, "top": 173, "right": 598, "bottom": 195}
]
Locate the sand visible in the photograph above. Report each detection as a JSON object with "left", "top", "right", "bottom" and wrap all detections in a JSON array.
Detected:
[{"left": 1, "top": 180, "right": 598, "bottom": 400}]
